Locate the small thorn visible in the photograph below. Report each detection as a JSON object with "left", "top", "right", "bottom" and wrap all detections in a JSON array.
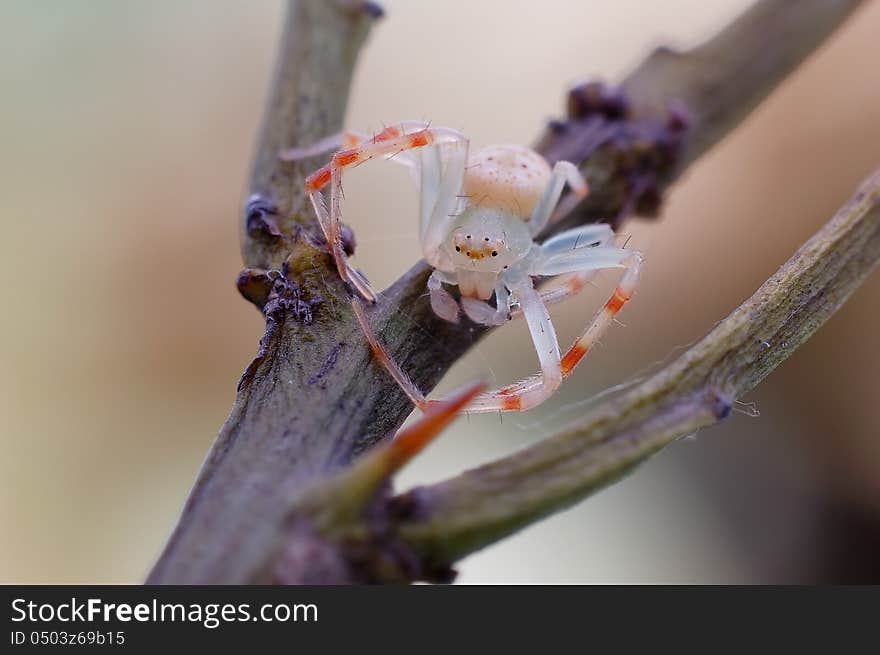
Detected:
[{"left": 384, "top": 380, "right": 485, "bottom": 475}]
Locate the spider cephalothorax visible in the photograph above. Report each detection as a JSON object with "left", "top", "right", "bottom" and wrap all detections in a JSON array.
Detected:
[{"left": 283, "top": 122, "right": 642, "bottom": 412}]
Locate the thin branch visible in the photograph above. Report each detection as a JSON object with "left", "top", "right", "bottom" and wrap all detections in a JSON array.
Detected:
[
  {"left": 147, "top": 0, "right": 382, "bottom": 585},
  {"left": 541, "top": 0, "right": 868, "bottom": 231},
  {"left": 625, "top": 0, "right": 867, "bottom": 170},
  {"left": 242, "top": 0, "right": 380, "bottom": 271},
  {"left": 148, "top": 0, "right": 869, "bottom": 584}
]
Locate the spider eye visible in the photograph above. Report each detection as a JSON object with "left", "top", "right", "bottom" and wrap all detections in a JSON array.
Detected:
[
  {"left": 455, "top": 246, "right": 461, "bottom": 252},
  {"left": 491, "top": 251, "right": 498, "bottom": 257},
  {"left": 484, "top": 237, "right": 490, "bottom": 242}
]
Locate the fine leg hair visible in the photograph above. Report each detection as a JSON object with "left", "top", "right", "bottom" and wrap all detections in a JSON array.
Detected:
[
  {"left": 279, "top": 131, "right": 366, "bottom": 161},
  {"left": 281, "top": 121, "right": 431, "bottom": 168},
  {"left": 302, "top": 123, "right": 468, "bottom": 301},
  {"left": 351, "top": 298, "right": 429, "bottom": 411},
  {"left": 522, "top": 223, "right": 616, "bottom": 311},
  {"left": 539, "top": 223, "right": 614, "bottom": 253}
]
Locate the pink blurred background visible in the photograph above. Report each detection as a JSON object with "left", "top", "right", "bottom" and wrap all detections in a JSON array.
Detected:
[{"left": 1, "top": 0, "right": 878, "bottom": 583}]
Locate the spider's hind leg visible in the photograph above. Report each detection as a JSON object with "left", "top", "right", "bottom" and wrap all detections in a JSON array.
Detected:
[{"left": 351, "top": 298, "right": 430, "bottom": 411}]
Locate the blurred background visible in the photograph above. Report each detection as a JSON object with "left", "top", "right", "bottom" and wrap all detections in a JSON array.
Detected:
[{"left": 2, "top": 0, "right": 878, "bottom": 584}]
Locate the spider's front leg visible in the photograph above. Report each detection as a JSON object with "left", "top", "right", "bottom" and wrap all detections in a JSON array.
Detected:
[
  {"left": 465, "top": 280, "right": 563, "bottom": 412},
  {"left": 466, "top": 240, "right": 643, "bottom": 413},
  {"left": 301, "top": 124, "right": 467, "bottom": 302},
  {"left": 513, "top": 223, "right": 616, "bottom": 315}
]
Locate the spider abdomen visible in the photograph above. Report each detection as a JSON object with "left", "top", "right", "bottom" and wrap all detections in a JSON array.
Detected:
[{"left": 463, "top": 144, "right": 551, "bottom": 219}]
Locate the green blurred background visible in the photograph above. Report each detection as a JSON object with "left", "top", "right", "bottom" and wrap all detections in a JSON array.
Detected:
[{"left": 2, "top": 0, "right": 879, "bottom": 583}]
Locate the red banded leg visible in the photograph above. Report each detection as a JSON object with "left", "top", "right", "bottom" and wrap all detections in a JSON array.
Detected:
[
  {"left": 508, "top": 270, "right": 597, "bottom": 319},
  {"left": 466, "top": 252, "right": 642, "bottom": 412},
  {"left": 279, "top": 131, "right": 366, "bottom": 161},
  {"left": 353, "top": 252, "right": 639, "bottom": 414},
  {"left": 282, "top": 121, "right": 437, "bottom": 161},
  {"left": 354, "top": 280, "right": 566, "bottom": 415},
  {"left": 558, "top": 252, "right": 641, "bottom": 378},
  {"left": 304, "top": 124, "right": 446, "bottom": 301},
  {"left": 351, "top": 299, "right": 431, "bottom": 411}
]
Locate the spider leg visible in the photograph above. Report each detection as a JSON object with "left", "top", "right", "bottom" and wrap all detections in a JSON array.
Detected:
[
  {"left": 351, "top": 298, "right": 430, "bottom": 411},
  {"left": 464, "top": 280, "right": 564, "bottom": 412},
  {"left": 534, "top": 245, "right": 637, "bottom": 277},
  {"left": 353, "top": 238, "right": 641, "bottom": 415},
  {"left": 533, "top": 244, "right": 643, "bottom": 378},
  {"left": 353, "top": 279, "right": 564, "bottom": 414},
  {"left": 466, "top": 245, "right": 642, "bottom": 412},
  {"left": 515, "top": 224, "right": 617, "bottom": 311},
  {"left": 282, "top": 122, "right": 430, "bottom": 174},
  {"left": 527, "top": 160, "right": 588, "bottom": 237},
  {"left": 304, "top": 123, "right": 466, "bottom": 301},
  {"left": 540, "top": 223, "right": 614, "bottom": 253},
  {"left": 528, "top": 272, "right": 597, "bottom": 310},
  {"left": 417, "top": 134, "right": 469, "bottom": 269},
  {"left": 279, "top": 130, "right": 367, "bottom": 161}
]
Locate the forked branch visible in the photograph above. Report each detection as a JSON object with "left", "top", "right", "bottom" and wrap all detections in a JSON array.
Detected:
[{"left": 148, "top": 0, "right": 871, "bottom": 584}]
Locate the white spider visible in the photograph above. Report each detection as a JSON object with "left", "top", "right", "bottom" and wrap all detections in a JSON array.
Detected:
[{"left": 282, "top": 121, "right": 643, "bottom": 412}]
